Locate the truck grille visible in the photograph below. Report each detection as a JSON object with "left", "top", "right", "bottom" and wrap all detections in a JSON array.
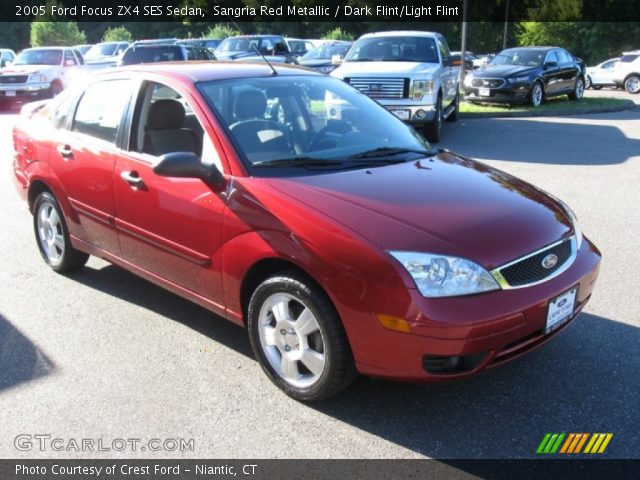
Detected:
[
  {"left": 345, "top": 77, "right": 409, "bottom": 99},
  {"left": 493, "top": 237, "right": 575, "bottom": 288},
  {"left": 0, "top": 75, "right": 28, "bottom": 84},
  {"left": 471, "top": 78, "right": 505, "bottom": 88}
]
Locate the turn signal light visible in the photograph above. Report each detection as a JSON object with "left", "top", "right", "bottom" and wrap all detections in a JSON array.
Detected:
[{"left": 376, "top": 314, "right": 411, "bottom": 333}]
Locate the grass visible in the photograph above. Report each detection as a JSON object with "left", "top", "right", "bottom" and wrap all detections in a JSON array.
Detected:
[{"left": 460, "top": 96, "right": 630, "bottom": 115}]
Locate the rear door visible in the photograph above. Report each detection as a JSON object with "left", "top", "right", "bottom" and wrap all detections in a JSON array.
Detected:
[
  {"left": 112, "top": 80, "right": 228, "bottom": 307},
  {"left": 542, "top": 50, "right": 563, "bottom": 95},
  {"left": 556, "top": 49, "right": 579, "bottom": 92},
  {"left": 50, "top": 78, "right": 136, "bottom": 253}
]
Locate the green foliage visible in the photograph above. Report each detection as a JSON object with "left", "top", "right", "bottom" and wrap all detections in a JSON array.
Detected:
[
  {"left": 102, "top": 26, "right": 133, "bottom": 43},
  {"left": 202, "top": 24, "right": 241, "bottom": 39},
  {"left": 30, "top": 22, "right": 86, "bottom": 47},
  {"left": 322, "top": 28, "right": 354, "bottom": 41}
]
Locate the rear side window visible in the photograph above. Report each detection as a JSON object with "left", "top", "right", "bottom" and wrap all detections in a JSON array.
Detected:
[
  {"left": 72, "top": 80, "right": 133, "bottom": 143},
  {"left": 121, "top": 46, "right": 183, "bottom": 65},
  {"left": 556, "top": 49, "right": 572, "bottom": 63},
  {"left": 620, "top": 54, "right": 639, "bottom": 63}
]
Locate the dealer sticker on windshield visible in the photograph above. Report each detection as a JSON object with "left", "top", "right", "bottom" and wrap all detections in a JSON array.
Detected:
[
  {"left": 545, "top": 286, "right": 578, "bottom": 334},
  {"left": 389, "top": 109, "right": 410, "bottom": 121}
]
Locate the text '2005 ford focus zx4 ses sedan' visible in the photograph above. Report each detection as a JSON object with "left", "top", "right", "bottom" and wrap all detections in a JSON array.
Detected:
[{"left": 12, "top": 62, "right": 601, "bottom": 401}]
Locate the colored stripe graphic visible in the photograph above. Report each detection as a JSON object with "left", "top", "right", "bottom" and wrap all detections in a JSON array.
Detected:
[{"left": 538, "top": 433, "right": 613, "bottom": 454}]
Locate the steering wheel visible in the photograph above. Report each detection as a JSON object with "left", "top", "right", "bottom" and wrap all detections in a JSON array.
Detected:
[{"left": 309, "top": 120, "right": 353, "bottom": 151}]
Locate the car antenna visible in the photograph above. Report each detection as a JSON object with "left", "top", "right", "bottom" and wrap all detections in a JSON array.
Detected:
[{"left": 213, "top": 1, "right": 278, "bottom": 77}]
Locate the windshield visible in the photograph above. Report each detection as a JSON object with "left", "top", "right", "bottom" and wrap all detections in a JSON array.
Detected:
[
  {"left": 345, "top": 36, "right": 438, "bottom": 63},
  {"left": 302, "top": 44, "right": 351, "bottom": 60},
  {"left": 490, "top": 49, "right": 545, "bottom": 67},
  {"left": 217, "top": 37, "right": 273, "bottom": 53},
  {"left": 14, "top": 49, "right": 62, "bottom": 66},
  {"left": 198, "top": 75, "right": 433, "bottom": 175},
  {"left": 84, "top": 43, "right": 118, "bottom": 61}
]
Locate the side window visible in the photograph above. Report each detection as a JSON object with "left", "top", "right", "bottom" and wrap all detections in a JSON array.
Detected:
[
  {"left": 73, "top": 49, "right": 84, "bottom": 65},
  {"left": 545, "top": 51, "right": 559, "bottom": 64},
  {"left": 437, "top": 36, "right": 452, "bottom": 59},
  {"left": 557, "top": 49, "right": 571, "bottom": 64},
  {"left": 132, "top": 81, "right": 222, "bottom": 171},
  {"left": 72, "top": 80, "right": 133, "bottom": 143},
  {"left": 49, "top": 88, "right": 79, "bottom": 129},
  {"left": 64, "top": 50, "right": 77, "bottom": 66}
]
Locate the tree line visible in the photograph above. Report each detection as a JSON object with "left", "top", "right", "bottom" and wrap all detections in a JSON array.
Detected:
[{"left": 2, "top": 21, "right": 639, "bottom": 65}]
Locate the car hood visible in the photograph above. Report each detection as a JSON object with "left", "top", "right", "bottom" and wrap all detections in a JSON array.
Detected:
[
  {"left": 333, "top": 61, "right": 439, "bottom": 78},
  {"left": 262, "top": 152, "right": 572, "bottom": 269},
  {"left": 473, "top": 65, "right": 539, "bottom": 78}
]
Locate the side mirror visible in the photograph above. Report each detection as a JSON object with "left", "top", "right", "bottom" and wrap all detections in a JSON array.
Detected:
[
  {"left": 331, "top": 55, "right": 343, "bottom": 66},
  {"left": 544, "top": 61, "right": 558, "bottom": 68},
  {"left": 153, "top": 152, "right": 224, "bottom": 188},
  {"left": 0, "top": 60, "right": 5, "bottom": 68},
  {"left": 64, "top": 59, "right": 76, "bottom": 67}
]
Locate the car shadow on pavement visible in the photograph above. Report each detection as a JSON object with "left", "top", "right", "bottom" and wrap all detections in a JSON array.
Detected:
[
  {"left": 443, "top": 112, "right": 640, "bottom": 165},
  {"left": 64, "top": 264, "right": 253, "bottom": 359},
  {"left": 0, "top": 314, "right": 56, "bottom": 393},
  {"left": 313, "top": 313, "right": 639, "bottom": 458}
]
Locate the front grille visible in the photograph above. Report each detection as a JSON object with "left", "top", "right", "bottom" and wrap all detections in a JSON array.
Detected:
[
  {"left": 345, "top": 77, "right": 408, "bottom": 99},
  {"left": 0, "top": 75, "right": 28, "bottom": 84},
  {"left": 498, "top": 238, "right": 573, "bottom": 287},
  {"left": 471, "top": 78, "right": 505, "bottom": 88}
]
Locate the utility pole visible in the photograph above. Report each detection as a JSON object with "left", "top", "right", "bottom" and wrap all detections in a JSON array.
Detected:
[
  {"left": 460, "top": 0, "right": 469, "bottom": 88},
  {"left": 503, "top": 0, "right": 510, "bottom": 50}
]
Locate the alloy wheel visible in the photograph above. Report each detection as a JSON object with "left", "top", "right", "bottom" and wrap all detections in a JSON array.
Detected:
[
  {"left": 36, "top": 198, "right": 65, "bottom": 265},
  {"left": 625, "top": 76, "right": 640, "bottom": 94},
  {"left": 257, "top": 292, "right": 327, "bottom": 388}
]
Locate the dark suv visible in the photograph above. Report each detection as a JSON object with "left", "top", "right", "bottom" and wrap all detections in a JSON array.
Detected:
[
  {"left": 214, "top": 35, "right": 293, "bottom": 61},
  {"left": 119, "top": 44, "right": 215, "bottom": 66}
]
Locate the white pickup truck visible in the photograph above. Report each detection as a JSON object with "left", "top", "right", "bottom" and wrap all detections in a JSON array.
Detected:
[
  {"left": 0, "top": 47, "right": 85, "bottom": 106},
  {"left": 331, "top": 31, "right": 460, "bottom": 142}
]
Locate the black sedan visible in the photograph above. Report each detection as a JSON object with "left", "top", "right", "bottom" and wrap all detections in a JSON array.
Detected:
[{"left": 463, "top": 47, "right": 585, "bottom": 107}]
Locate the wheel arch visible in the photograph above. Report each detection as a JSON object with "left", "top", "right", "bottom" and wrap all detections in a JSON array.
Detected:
[{"left": 27, "top": 179, "right": 52, "bottom": 213}]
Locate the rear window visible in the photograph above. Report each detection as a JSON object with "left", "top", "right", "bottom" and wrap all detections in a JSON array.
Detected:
[
  {"left": 620, "top": 54, "right": 639, "bottom": 63},
  {"left": 121, "top": 46, "right": 184, "bottom": 65}
]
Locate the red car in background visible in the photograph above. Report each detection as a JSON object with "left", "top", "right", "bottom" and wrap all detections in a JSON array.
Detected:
[{"left": 11, "top": 63, "right": 601, "bottom": 401}]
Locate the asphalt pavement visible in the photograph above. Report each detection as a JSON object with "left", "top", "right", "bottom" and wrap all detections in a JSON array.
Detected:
[{"left": 0, "top": 92, "right": 638, "bottom": 460}]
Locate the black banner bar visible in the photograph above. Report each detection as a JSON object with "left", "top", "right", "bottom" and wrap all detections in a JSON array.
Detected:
[
  {"left": 1, "top": 459, "right": 639, "bottom": 480},
  {"left": 3, "top": 0, "right": 640, "bottom": 22}
]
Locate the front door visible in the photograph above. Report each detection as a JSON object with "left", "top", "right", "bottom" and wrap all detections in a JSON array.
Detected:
[{"left": 113, "top": 80, "right": 228, "bottom": 307}]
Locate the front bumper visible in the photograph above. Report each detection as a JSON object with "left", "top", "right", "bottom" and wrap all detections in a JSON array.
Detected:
[
  {"left": 0, "top": 82, "right": 52, "bottom": 101},
  {"left": 464, "top": 83, "right": 531, "bottom": 104},
  {"left": 339, "top": 237, "right": 601, "bottom": 381},
  {"left": 375, "top": 99, "right": 437, "bottom": 126}
]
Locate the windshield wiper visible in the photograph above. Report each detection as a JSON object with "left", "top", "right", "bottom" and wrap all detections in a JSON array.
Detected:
[
  {"left": 347, "top": 147, "right": 437, "bottom": 160},
  {"left": 252, "top": 157, "right": 344, "bottom": 168}
]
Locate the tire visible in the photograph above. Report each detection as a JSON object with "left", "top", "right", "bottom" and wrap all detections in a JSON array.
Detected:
[
  {"left": 585, "top": 75, "right": 592, "bottom": 89},
  {"left": 33, "top": 192, "right": 89, "bottom": 272},
  {"left": 49, "top": 81, "right": 63, "bottom": 98},
  {"left": 529, "top": 81, "right": 544, "bottom": 107},
  {"left": 445, "top": 92, "right": 459, "bottom": 122},
  {"left": 247, "top": 271, "right": 356, "bottom": 401},
  {"left": 568, "top": 77, "right": 585, "bottom": 101},
  {"left": 423, "top": 95, "right": 443, "bottom": 143},
  {"left": 624, "top": 75, "right": 640, "bottom": 94}
]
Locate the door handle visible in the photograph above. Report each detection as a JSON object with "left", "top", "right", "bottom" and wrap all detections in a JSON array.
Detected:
[
  {"left": 120, "top": 170, "right": 145, "bottom": 188},
  {"left": 57, "top": 145, "right": 73, "bottom": 159}
]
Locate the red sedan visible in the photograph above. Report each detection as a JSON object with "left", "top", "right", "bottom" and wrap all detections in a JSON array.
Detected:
[{"left": 11, "top": 63, "right": 601, "bottom": 401}]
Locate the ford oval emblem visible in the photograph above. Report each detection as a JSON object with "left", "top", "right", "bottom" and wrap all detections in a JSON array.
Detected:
[
  {"left": 542, "top": 254, "right": 558, "bottom": 269},
  {"left": 557, "top": 298, "right": 568, "bottom": 308}
]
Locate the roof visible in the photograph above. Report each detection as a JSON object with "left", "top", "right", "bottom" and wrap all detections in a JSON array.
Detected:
[
  {"left": 103, "top": 61, "right": 319, "bottom": 82},
  {"left": 22, "top": 46, "right": 73, "bottom": 51},
  {"left": 503, "top": 46, "right": 558, "bottom": 51},
  {"left": 359, "top": 31, "right": 440, "bottom": 39}
]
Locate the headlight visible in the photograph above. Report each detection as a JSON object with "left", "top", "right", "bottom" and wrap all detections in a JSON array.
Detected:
[
  {"left": 28, "top": 74, "right": 43, "bottom": 83},
  {"left": 557, "top": 200, "right": 583, "bottom": 250},
  {"left": 388, "top": 251, "right": 500, "bottom": 297},
  {"left": 463, "top": 75, "right": 474, "bottom": 87},
  {"left": 412, "top": 79, "right": 434, "bottom": 100},
  {"left": 318, "top": 65, "right": 335, "bottom": 73},
  {"left": 510, "top": 75, "right": 530, "bottom": 84}
]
